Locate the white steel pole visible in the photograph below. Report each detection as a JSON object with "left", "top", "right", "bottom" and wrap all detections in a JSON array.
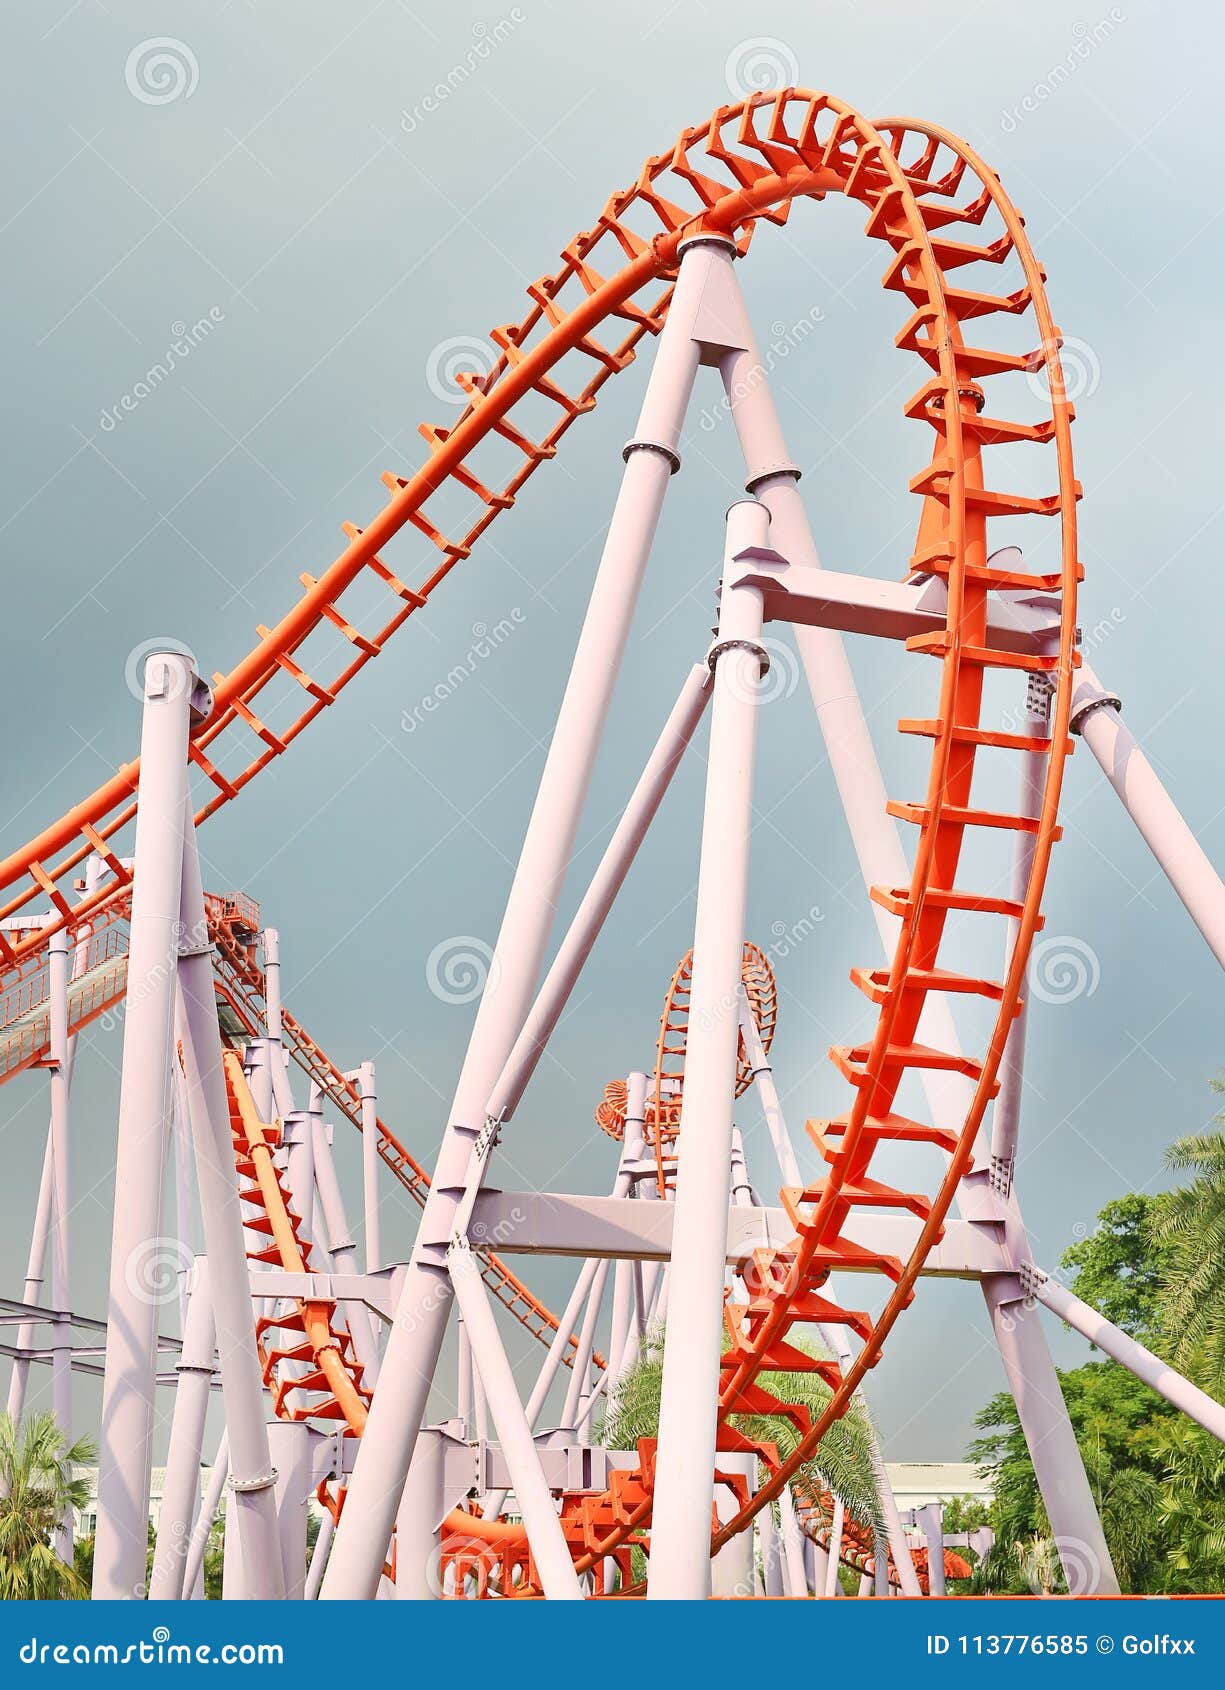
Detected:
[
  {"left": 322, "top": 242, "right": 716, "bottom": 1598},
  {"left": 149, "top": 1259, "right": 216, "bottom": 1599},
  {"left": 1026, "top": 1265, "right": 1225, "bottom": 1439},
  {"left": 180, "top": 1430, "right": 228, "bottom": 1599},
  {"left": 990, "top": 678, "right": 1051, "bottom": 1182},
  {"left": 1072, "top": 664, "right": 1225, "bottom": 969},
  {"left": 355, "top": 1061, "right": 381, "bottom": 1274},
  {"left": 94, "top": 650, "right": 197, "bottom": 1600},
  {"left": 6, "top": 1128, "right": 54, "bottom": 1423},
  {"left": 447, "top": 1240, "right": 582, "bottom": 1599},
  {"left": 176, "top": 821, "right": 285, "bottom": 1600},
  {"left": 47, "top": 926, "right": 72, "bottom": 1559},
  {"left": 648, "top": 500, "right": 769, "bottom": 1599}
]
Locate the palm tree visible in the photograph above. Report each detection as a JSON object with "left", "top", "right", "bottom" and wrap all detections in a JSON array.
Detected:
[
  {"left": 1150, "top": 1128, "right": 1225, "bottom": 1394},
  {"left": 600, "top": 1326, "right": 884, "bottom": 1567},
  {"left": 0, "top": 1412, "right": 96, "bottom": 1599}
]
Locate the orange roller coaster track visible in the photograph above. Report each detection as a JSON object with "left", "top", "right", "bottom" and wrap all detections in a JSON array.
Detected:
[{"left": 5, "top": 88, "right": 1093, "bottom": 1597}]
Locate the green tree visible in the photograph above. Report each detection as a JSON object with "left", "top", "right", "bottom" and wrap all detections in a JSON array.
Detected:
[
  {"left": 1059, "top": 1194, "right": 1173, "bottom": 1340},
  {"left": 1151, "top": 1129, "right": 1225, "bottom": 1395},
  {"left": 0, "top": 1412, "right": 96, "bottom": 1600}
]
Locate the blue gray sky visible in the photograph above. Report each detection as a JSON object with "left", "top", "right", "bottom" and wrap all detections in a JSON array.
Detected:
[{"left": 3, "top": 0, "right": 1223, "bottom": 1463}]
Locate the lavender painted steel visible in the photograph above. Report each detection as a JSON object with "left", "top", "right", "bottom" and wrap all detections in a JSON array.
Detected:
[
  {"left": 648, "top": 500, "right": 769, "bottom": 1599},
  {"left": 991, "top": 679, "right": 1052, "bottom": 1181},
  {"left": 304, "top": 1507, "right": 336, "bottom": 1601},
  {"left": 1073, "top": 663, "right": 1225, "bottom": 969},
  {"left": 487, "top": 668, "right": 711, "bottom": 1124},
  {"left": 47, "top": 926, "right": 72, "bottom": 1560},
  {"left": 269, "top": 1420, "right": 314, "bottom": 1601},
  {"left": 180, "top": 1431, "right": 228, "bottom": 1600},
  {"left": 1028, "top": 1268, "right": 1225, "bottom": 1440},
  {"left": 354, "top": 1061, "right": 381, "bottom": 1274},
  {"left": 447, "top": 1239, "right": 582, "bottom": 1599},
  {"left": 5, "top": 1129, "right": 53, "bottom": 1423},
  {"left": 560, "top": 1259, "right": 610, "bottom": 1429},
  {"left": 94, "top": 652, "right": 198, "bottom": 1600},
  {"left": 394, "top": 1429, "right": 444, "bottom": 1599},
  {"left": 176, "top": 821, "right": 285, "bottom": 1600},
  {"left": 307, "top": 1093, "right": 380, "bottom": 1384},
  {"left": 984, "top": 1281, "right": 1120, "bottom": 1595},
  {"left": 917, "top": 1502, "right": 947, "bottom": 1597},
  {"left": 321, "top": 243, "right": 716, "bottom": 1598},
  {"left": 149, "top": 1260, "right": 216, "bottom": 1600}
]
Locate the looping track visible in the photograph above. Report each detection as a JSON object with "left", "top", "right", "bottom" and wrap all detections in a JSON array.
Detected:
[{"left": 3, "top": 89, "right": 1080, "bottom": 1592}]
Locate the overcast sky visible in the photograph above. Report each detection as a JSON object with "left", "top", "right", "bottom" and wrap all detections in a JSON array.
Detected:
[{"left": 2, "top": 0, "right": 1222, "bottom": 1466}]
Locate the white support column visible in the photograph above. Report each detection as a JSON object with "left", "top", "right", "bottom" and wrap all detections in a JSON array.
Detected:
[
  {"left": 47, "top": 926, "right": 72, "bottom": 1562},
  {"left": 984, "top": 1281, "right": 1120, "bottom": 1594},
  {"left": 94, "top": 650, "right": 199, "bottom": 1600},
  {"left": 1072, "top": 664, "right": 1225, "bottom": 969},
  {"left": 6, "top": 1128, "right": 54, "bottom": 1423},
  {"left": 176, "top": 820, "right": 285, "bottom": 1600},
  {"left": 447, "top": 1241, "right": 582, "bottom": 1600},
  {"left": 269, "top": 1420, "right": 314, "bottom": 1600},
  {"left": 648, "top": 500, "right": 769, "bottom": 1599},
  {"left": 355, "top": 1061, "right": 381, "bottom": 1274},
  {"left": 917, "top": 1501, "right": 946, "bottom": 1597},
  {"left": 1025, "top": 1265, "right": 1225, "bottom": 1440},
  {"left": 180, "top": 1430, "right": 228, "bottom": 1599},
  {"left": 394, "top": 1429, "right": 445, "bottom": 1598},
  {"left": 149, "top": 1259, "right": 215, "bottom": 1599},
  {"left": 304, "top": 1509, "right": 336, "bottom": 1601},
  {"left": 991, "top": 676, "right": 1051, "bottom": 1184}
]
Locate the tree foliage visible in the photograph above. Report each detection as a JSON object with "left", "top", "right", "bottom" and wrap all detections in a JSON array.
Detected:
[{"left": 0, "top": 1412, "right": 96, "bottom": 1600}]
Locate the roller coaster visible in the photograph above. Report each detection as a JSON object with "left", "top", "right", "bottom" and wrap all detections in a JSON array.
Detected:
[{"left": 4, "top": 90, "right": 1225, "bottom": 1601}]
